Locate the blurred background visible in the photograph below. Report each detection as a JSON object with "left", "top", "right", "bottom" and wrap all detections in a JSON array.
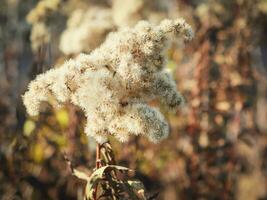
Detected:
[{"left": 1, "top": 0, "right": 267, "bottom": 199}]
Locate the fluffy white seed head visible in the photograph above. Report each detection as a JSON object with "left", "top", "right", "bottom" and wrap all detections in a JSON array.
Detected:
[
  {"left": 23, "top": 19, "right": 193, "bottom": 143},
  {"left": 30, "top": 22, "right": 51, "bottom": 52},
  {"left": 112, "top": 0, "right": 176, "bottom": 27},
  {"left": 59, "top": 7, "right": 114, "bottom": 55}
]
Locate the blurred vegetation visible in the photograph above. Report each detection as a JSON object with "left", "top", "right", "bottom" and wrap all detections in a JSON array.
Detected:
[{"left": 1, "top": 0, "right": 267, "bottom": 199}]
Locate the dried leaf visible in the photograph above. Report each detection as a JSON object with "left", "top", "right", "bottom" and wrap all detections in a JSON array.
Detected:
[{"left": 85, "top": 165, "right": 132, "bottom": 199}]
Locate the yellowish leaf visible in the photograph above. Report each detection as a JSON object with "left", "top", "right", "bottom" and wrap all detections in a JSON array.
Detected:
[
  {"left": 31, "top": 143, "right": 44, "bottom": 163},
  {"left": 23, "top": 120, "right": 36, "bottom": 137},
  {"left": 56, "top": 108, "right": 69, "bottom": 128}
]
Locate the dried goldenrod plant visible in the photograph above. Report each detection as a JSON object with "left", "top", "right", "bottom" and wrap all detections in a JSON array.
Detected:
[
  {"left": 23, "top": 19, "right": 193, "bottom": 143},
  {"left": 59, "top": 6, "right": 114, "bottom": 55},
  {"left": 23, "top": 19, "right": 193, "bottom": 144}
]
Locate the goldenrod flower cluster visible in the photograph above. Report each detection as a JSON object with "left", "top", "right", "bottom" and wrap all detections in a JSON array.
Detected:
[{"left": 23, "top": 19, "right": 193, "bottom": 143}]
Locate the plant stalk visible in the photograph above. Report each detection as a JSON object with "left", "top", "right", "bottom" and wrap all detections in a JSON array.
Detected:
[{"left": 93, "top": 143, "right": 101, "bottom": 200}]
